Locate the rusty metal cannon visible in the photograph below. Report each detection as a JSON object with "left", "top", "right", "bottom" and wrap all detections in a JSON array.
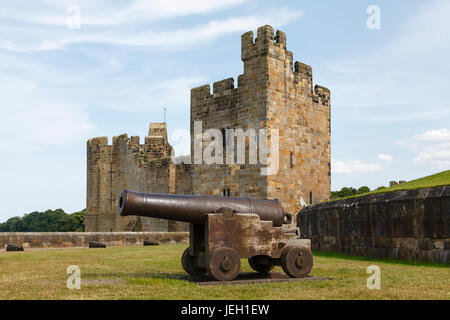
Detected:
[{"left": 119, "top": 190, "right": 313, "bottom": 281}]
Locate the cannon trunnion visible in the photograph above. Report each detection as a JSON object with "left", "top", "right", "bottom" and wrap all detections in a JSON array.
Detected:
[{"left": 119, "top": 190, "right": 313, "bottom": 281}]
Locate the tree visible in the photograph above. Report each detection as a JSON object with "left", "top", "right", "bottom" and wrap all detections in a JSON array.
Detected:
[
  {"left": 331, "top": 186, "right": 372, "bottom": 199},
  {"left": 0, "top": 209, "right": 85, "bottom": 232},
  {"left": 357, "top": 186, "right": 371, "bottom": 194}
]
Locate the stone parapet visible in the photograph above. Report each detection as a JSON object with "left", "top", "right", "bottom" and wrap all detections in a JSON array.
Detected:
[
  {"left": 0, "top": 232, "right": 189, "bottom": 249},
  {"left": 297, "top": 186, "right": 450, "bottom": 263}
]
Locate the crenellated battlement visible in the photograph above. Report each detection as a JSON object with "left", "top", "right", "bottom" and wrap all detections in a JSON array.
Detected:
[
  {"left": 190, "top": 77, "right": 239, "bottom": 115},
  {"left": 87, "top": 136, "right": 109, "bottom": 147},
  {"left": 86, "top": 121, "right": 190, "bottom": 232},
  {"left": 213, "top": 77, "right": 234, "bottom": 94},
  {"left": 88, "top": 24, "right": 330, "bottom": 233},
  {"left": 87, "top": 122, "right": 174, "bottom": 171},
  {"left": 191, "top": 84, "right": 211, "bottom": 99},
  {"left": 193, "top": 25, "right": 322, "bottom": 102},
  {"left": 191, "top": 77, "right": 237, "bottom": 98},
  {"left": 148, "top": 123, "right": 168, "bottom": 139},
  {"left": 241, "top": 25, "right": 291, "bottom": 62},
  {"left": 87, "top": 123, "right": 169, "bottom": 148},
  {"left": 240, "top": 25, "right": 329, "bottom": 99},
  {"left": 294, "top": 61, "right": 312, "bottom": 80},
  {"left": 130, "top": 136, "right": 140, "bottom": 145},
  {"left": 313, "top": 85, "right": 331, "bottom": 106}
]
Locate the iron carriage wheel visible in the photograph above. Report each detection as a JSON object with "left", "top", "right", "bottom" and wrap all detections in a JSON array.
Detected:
[
  {"left": 181, "top": 247, "right": 206, "bottom": 276},
  {"left": 207, "top": 247, "right": 241, "bottom": 281},
  {"left": 280, "top": 246, "right": 313, "bottom": 278}
]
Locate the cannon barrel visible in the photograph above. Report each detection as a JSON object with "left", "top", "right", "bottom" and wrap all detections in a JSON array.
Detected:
[{"left": 118, "top": 190, "right": 292, "bottom": 227}]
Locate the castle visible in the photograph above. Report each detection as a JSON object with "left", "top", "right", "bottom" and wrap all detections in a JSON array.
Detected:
[{"left": 85, "top": 25, "right": 331, "bottom": 232}]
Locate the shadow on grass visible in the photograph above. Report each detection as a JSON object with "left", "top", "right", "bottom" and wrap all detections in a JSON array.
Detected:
[
  {"left": 313, "top": 250, "right": 449, "bottom": 268},
  {"left": 82, "top": 272, "right": 180, "bottom": 280}
]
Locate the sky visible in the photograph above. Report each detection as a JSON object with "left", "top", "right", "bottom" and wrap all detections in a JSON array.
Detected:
[{"left": 0, "top": 0, "right": 449, "bottom": 221}]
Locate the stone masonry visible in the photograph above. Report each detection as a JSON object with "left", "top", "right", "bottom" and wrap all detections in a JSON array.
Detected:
[
  {"left": 0, "top": 232, "right": 188, "bottom": 249},
  {"left": 86, "top": 123, "right": 191, "bottom": 232},
  {"left": 191, "top": 25, "right": 331, "bottom": 215},
  {"left": 86, "top": 25, "right": 331, "bottom": 231},
  {"left": 297, "top": 186, "right": 450, "bottom": 263}
]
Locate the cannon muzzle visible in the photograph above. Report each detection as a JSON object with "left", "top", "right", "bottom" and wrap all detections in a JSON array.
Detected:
[{"left": 119, "top": 190, "right": 292, "bottom": 227}]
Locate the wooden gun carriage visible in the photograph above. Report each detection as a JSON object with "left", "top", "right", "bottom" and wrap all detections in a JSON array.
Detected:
[{"left": 119, "top": 190, "right": 313, "bottom": 281}]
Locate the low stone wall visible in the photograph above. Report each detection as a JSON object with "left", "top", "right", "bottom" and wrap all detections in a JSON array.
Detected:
[
  {"left": 297, "top": 186, "right": 450, "bottom": 263},
  {"left": 0, "top": 232, "right": 189, "bottom": 249}
]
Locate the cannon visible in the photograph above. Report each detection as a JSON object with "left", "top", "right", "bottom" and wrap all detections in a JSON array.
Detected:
[
  {"left": 6, "top": 243, "right": 24, "bottom": 252},
  {"left": 119, "top": 190, "right": 313, "bottom": 281},
  {"left": 89, "top": 241, "right": 107, "bottom": 248}
]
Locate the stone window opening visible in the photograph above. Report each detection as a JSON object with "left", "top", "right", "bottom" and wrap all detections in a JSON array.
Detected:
[
  {"left": 223, "top": 187, "right": 231, "bottom": 197},
  {"left": 310, "top": 191, "right": 313, "bottom": 205},
  {"left": 221, "top": 128, "right": 226, "bottom": 148},
  {"left": 290, "top": 152, "right": 294, "bottom": 168}
]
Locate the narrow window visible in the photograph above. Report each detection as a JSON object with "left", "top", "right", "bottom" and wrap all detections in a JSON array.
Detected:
[
  {"left": 290, "top": 152, "right": 294, "bottom": 168},
  {"left": 309, "top": 191, "right": 313, "bottom": 205},
  {"left": 221, "top": 128, "right": 226, "bottom": 148}
]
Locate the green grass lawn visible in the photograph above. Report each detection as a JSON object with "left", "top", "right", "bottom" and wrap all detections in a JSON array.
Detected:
[
  {"left": 0, "top": 244, "right": 448, "bottom": 300},
  {"left": 332, "top": 170, "right": 450, "bottom": 201}
]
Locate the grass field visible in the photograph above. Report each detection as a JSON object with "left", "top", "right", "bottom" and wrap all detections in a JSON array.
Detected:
[
  {"left": 332, "top": 170, "right": 450, "bottom": 201},
  {"left": 0, "top": 244, "right": 448, "bottom": 300}
]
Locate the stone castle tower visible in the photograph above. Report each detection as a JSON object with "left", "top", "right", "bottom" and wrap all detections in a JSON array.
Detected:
[
  {"left": 85, "top": 25, "right": 331, "bottom": 232},
  {"left": 85, "top": 123, "right": 191, "bottom": 232}
]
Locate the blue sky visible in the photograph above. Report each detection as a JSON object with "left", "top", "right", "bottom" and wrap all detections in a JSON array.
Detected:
[{"left": 0, "top": 0, "right": 449, "bottom": 221}]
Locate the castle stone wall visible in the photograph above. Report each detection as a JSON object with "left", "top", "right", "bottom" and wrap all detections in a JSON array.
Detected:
[
  {"left": 297, "top": 186, "right": 450, "bottom": 263},
  {"left": 0, "top": 232, "right": 188, "bottom": 249},
  {"left": 86, "top": 124, "right": 189, "bottom": 232},
  {"left": 86, "top": 25, "right": 331, "bottom": 231},
  {"left": 190, "top": 25, "right": 330, "bottom": 217}
]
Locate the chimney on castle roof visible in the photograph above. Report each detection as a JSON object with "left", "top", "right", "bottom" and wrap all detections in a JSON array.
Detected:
[{"left": 148, "top": 123, "right": 168, "bottom": 140}]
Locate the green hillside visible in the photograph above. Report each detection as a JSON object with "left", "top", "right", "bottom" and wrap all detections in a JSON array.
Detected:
[{"left": 332, "top": 170, "right": 450, "bottom": 201}]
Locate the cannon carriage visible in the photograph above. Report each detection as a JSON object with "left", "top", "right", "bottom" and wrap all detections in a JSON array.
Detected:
[{"left": 119, "top": 190, "right": 313, "bottom": 281}]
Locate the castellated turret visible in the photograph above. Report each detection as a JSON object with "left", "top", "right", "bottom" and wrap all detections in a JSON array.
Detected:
[
  {"left": 86, "top": 25, "right": 331, "bottom": 232},
  {"left": 190, "top": 25, "right": 330, "bottom": 216},
  {"left": 85, "top": 123, "right": 190, "bottom": 232}
]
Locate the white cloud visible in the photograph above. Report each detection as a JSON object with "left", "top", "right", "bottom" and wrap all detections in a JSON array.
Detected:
[
  {"left": 411, "top": 129, "right": 450, "bottom": 167},
  {"left": 0, "top": 7, "right": 303, "bottom": 52},
  {"left": 0, "top": 75, "right": 94, "bottom": 221},
  {"left": 413, "top": 128, "right": 450, "bottom": 142},
  {"left": 95, "top": 76, "right": 207, "bottom": 112},
  {"left": 328, "top": 0, "right": 450, "bottom": 114},
  {"left": 332, "top": 159, "right": 383, "bottom": 175},
  {"left": 397, "top": 128, "right": 450, "bottom": 168},
  {"left": 358, "top": 107, "right": 450, "bottom": 123},
  {"left": 395, "top": 0, "right": 450, "bottom": 53},
  {"left": 0, "top": 39, "right": 27, "bottom": 53},
  {"left": 378, "top": 154, "right": 393, "bottom": 163},
  {"left": 0, "top": 76, "right": 94, "bottom": 154},
  {"left": 413, "top": 148, "right": 450, "bottom": 167},
  {"left": 2, "top": 0, "right": 250, "bottom": 27}
]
